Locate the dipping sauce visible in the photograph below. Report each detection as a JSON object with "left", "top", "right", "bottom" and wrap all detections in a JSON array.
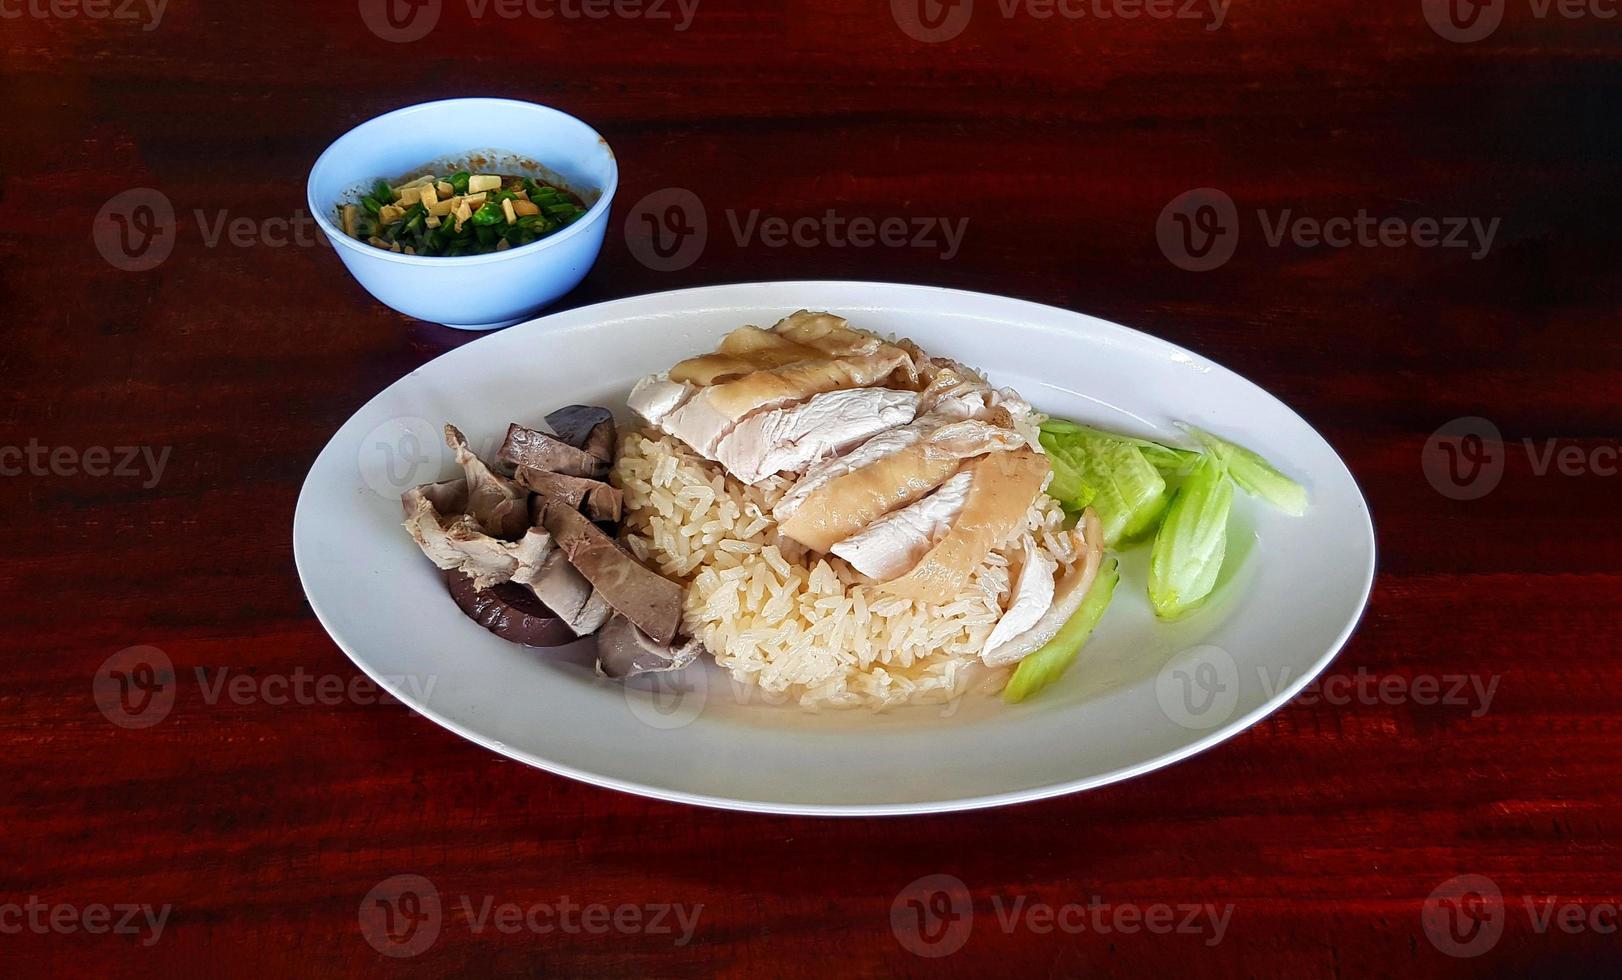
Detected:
[{"left": 337, "top": 169, "right": 589, "bottom": 257}]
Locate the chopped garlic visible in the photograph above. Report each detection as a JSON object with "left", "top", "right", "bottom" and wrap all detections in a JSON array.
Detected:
[
  {"left": 394, "top": 174, "right": 436, "bottom": 193},
  {"left": 502, "top": 198, "right": 517, "bottom": 224},
  {"left": 468, "top": 174, "right": 501, "bottom": 194}
]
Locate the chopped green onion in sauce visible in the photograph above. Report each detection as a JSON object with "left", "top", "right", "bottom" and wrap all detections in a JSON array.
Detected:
[{"left": 337, "top": 170, "right": 590, "bottom": 257}]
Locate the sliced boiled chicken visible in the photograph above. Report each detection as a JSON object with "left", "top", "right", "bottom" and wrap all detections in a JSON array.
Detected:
[
  {"left": 771, "top": 310, "right": 886, "bottom": 355},
  {"left": 983, "top": 510, "right": 1104, "bottom": 667},
  {"left": 877, "top": 448, "right": 1051, "bottom": 603},
  {"left": 662, "top": 349, "right": 915, "bottom": 457},
  {"left": 773, "top": 420, "right": 930, "bottom": 524},
  {"left": 830, "top": 469, "right": 973, "bottom": 580},
  {"left": 777, "top": 418, "right": 1027, "bottom": 553},
  {"left": 627, "top": 375, "right": 697, "bottom": 432},
  {"left": 667, "top": 312, "right": 905, "bottom": 386},
  {"left": 713, "top": 387, "right": 920, "bottom": 485},
  {"left": 981, "top": 535, "right": 1058, "bottom": 652},
  {"left": 918, "top": 365, "right": 1032, "bottom": 423},
  {"left": 669, "top": 326, "right": 820, "bottom": 385}
]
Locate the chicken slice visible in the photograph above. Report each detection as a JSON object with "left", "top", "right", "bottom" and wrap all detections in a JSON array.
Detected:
[
  {"left": 669, "top": 326, "right": 822, "bottom": 385},
  {"left": 777, "top": 419, "right": 1027, "bottom": 553},
  {"left": 773, "top": 420, "right": 929, "bottom": 524},
  {"left": 663, "top": 350, "right": 914, "bottom": 457},
  {"left": 445, "top": 424, "right": 530, "bottom": 539},
  {"left": 627, "top": 375, "right": 697, "bottom": 431},
  {"left": 877, "top": 449, "right": 1051, "bottom": 603},
  {"left": 713, "top": 388, "right": 920, "bottom": 485},
  {"left": 772, "top": 311, "right": 920, "bottom": 385},
  {"left": 983, "top": 511, "right": 1104, "bottom": 667},
  {"left": 830, "top": 470, "right": 973, "bottom": 580},
  {"left": 982, "top": 535, "right": 1058, "bottom": 652}
]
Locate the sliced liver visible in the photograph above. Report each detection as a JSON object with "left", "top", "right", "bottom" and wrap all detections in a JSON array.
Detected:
[
  {"left": 537, "top": 497, "right": 683, "bottom": 645},
  {"left": 497, "top": 423, "right": 608, "bottom": 479}
]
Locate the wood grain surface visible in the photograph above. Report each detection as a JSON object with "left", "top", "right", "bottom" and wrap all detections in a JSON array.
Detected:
[{"left": 2, "top": 0, "right": 1620, "bottom": 975}]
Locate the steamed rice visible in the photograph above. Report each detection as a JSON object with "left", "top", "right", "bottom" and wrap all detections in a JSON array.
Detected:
[{"left": 613, "top": 429, "right": 1083, "bottom": 709}]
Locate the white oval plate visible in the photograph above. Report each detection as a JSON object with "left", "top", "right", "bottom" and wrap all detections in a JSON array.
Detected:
[{"left": 294, "top": 282, "right": 1375, "bottom": 816}]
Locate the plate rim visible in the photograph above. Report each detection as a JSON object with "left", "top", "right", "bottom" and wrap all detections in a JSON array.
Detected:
[{"left": 293, "top": 280, "right": 1377, "bottom": 816}]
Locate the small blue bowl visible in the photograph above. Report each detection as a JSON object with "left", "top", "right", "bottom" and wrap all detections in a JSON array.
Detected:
[{"left": 307, "top": 98, "right": 617, "bottom": 330}]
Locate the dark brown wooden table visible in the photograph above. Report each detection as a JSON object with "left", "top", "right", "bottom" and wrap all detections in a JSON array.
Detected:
[{"left": 3, "top": 0, "right": 1619, "bottom": 975}]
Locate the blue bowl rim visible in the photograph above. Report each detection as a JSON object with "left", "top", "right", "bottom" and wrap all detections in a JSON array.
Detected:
[{"left": 305, "top": 97, "right": 619, "bottom": 268}]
